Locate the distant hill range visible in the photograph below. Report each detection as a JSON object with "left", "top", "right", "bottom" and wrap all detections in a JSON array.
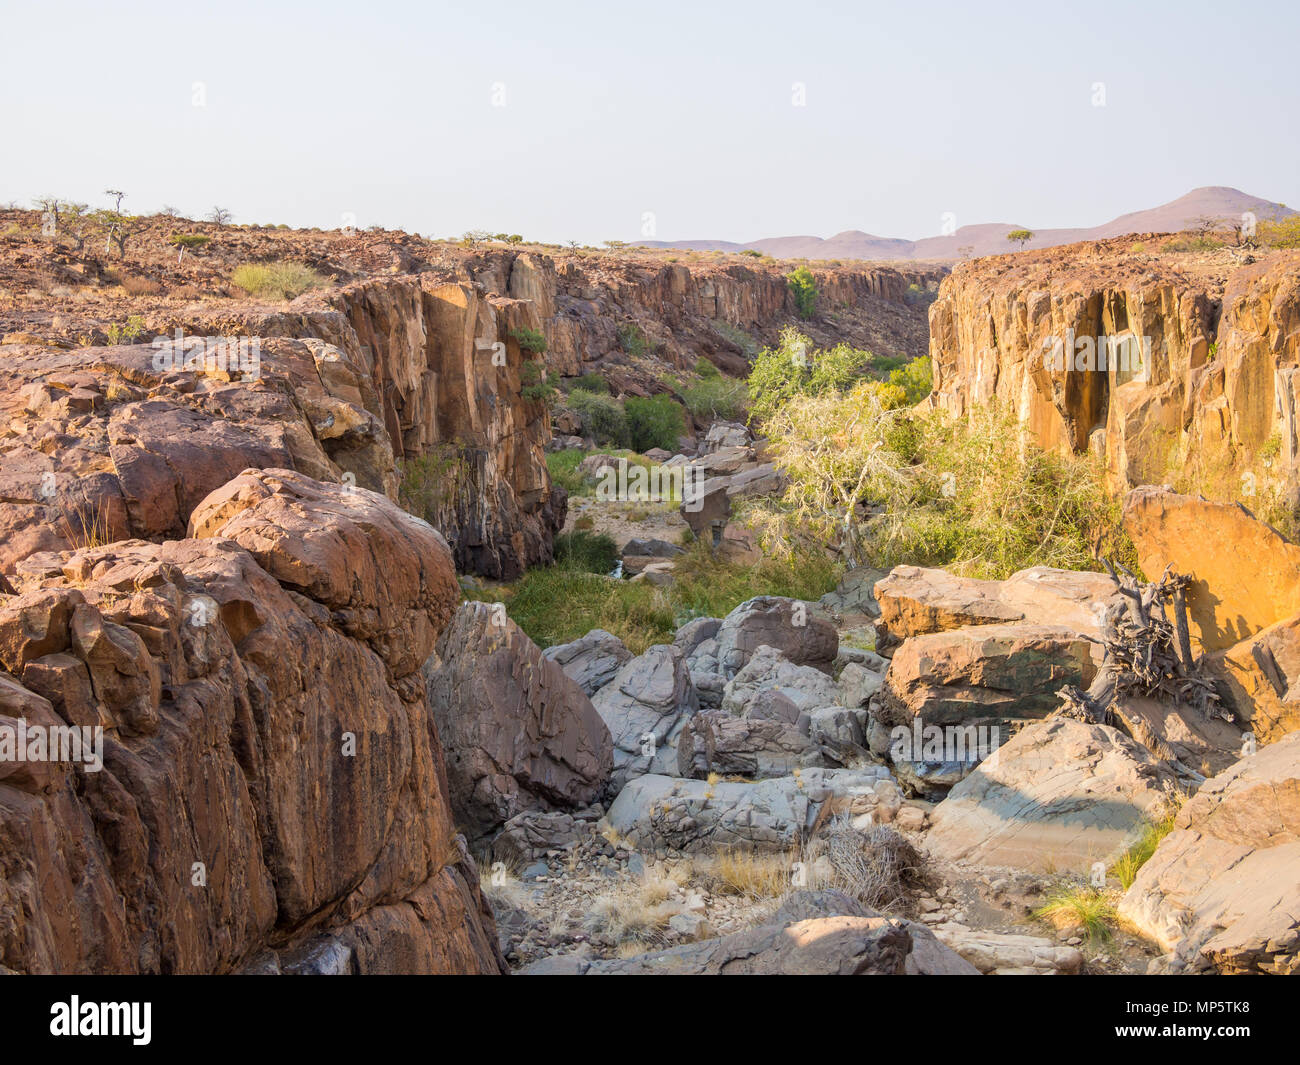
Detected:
[{"left": 639, "top": 186, "right": 1295, "bottom": 261}]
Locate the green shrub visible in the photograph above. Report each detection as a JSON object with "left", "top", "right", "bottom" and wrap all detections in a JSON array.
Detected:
[
  {"left": 888, "top": 356, "right": 933, "bottom": 404},
  {"left": 520, "top": 361, "right": 556, "bottom": 402},
  {"left": 695, "top": 356, "right": 720, "bottom": 378},
  {"left": 617, "top": 322, "right": 652, "bottom": 358},
  {"left": 398, "top": 446, "right": 464, "bottom": 523},
  {"left": 747, "top": 327, "right": 879, "bottom": 425},
  {"left": 554, "top": 530, "right": 619, "bottom": 574},
  {"left": 786, "top": 266, "right": 818, "bottom": 319},
  {"left": 625, "top": 394, "right": 684, "bottom": 452},
  {"left": 546, "top": 449, "right": 588, "bottom": 496},
  {"left": 567, "top": 388, "right": 629, "bottom": 447},
  {"left": 509, "top": 326, "right": 547, "bottom": 354},
  {"left": 231, "top": 261, "right": 325, "bottom": 299},
  {"left": 565, "top": 372, "right": 609, "bottom": 394},
  {"left": 682, "top": 375, "right": 748, "bottom": 421}
]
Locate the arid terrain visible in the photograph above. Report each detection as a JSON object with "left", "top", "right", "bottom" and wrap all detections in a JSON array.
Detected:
[{"left": 0, "top": 205, "right": 1296, "bottom": 978}]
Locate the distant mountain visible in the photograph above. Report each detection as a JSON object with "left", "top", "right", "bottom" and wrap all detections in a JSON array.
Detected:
[{"left": 639, "top": 187, "right": 1295, "bottom": 261}]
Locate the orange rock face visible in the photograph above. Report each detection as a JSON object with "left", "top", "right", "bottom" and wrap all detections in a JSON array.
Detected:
[
  {"left": 929, "top": 238, "right": 1300, "bottom": 498},
  {"left": 0, "top": 476, "right": 504, "bottom": 974}
]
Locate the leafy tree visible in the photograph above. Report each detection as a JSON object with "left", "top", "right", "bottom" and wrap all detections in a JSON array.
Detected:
[
  {"left": 1006, "top": 228, "right": 1034, "bottom": 250},
  {"left": 168, "top": 232, "right": 211, "bottom": 262},
  {"left": 567, "top": 388, "right": 629, "bottom": 448},
  {"left": 786, "top": 266, "right": 818, "bottom": 319}
]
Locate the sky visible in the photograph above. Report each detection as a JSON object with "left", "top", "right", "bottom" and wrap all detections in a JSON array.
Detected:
[{"left": 3, "top": 0, "right": 1296, "bottom": 245}]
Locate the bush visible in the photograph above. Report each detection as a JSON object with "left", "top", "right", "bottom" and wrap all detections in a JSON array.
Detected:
[
  {"left": 520, "top": 361, "right": 556, "bottom": 402},
  {"left": 694, "top": 356, "right": 720, "bottom": 378},
  {"left": 231, "top": 261, "right": 325, "bottom": 299},
  {"left": 625, "top": 394, "right": 684, "bottom": 452},
  {"left": 749, "top": 388, "right": 1134, "bottom": 579},
  {"left": 567, "top": 388, "right": 629, "bottom": 447},
  {"left": 509, "top": 326, "right": 547, "bottom": 354},
  {"left": 545, "top": 449, "right": 588, "bottom": 496},
  {"left": 565, "top": 372, "right": 609, "bottom": 394},
  {"left": 682, "top": 375, "right": 748, "bottom": 421},
  {"left": 786, "top": 266, "right": 818, "bottom": 319},
  {"left": 747, "top": 327, "right": 880, "bottom": 425},
  {"left": 887, "top": 356, "right": 933, "bottom": 404},
  {"left": 617, "top": 322, "right": 652, "bottom": 358},
  {"left": 554, "top": 530, "right": 619, "bottom": 574},
  {"left": 1258, "top": 215, "right": 1300, "bottom": 248}
]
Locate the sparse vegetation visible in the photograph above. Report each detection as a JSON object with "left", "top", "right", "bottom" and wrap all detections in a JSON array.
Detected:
[
  {"left": 231, "top": 261, "right": 326, "bottom": 299},
  {"left": 1034, "top": 885, "right": 1117, "bottom": 944}
]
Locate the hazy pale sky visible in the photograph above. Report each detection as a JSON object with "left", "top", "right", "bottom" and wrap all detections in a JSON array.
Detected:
[{"left": 4, "top": 0, "right": 1296, "bottom": 244}]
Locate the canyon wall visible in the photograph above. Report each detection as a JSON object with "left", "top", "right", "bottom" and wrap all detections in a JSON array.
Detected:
[
  {"left": 464, "top": 250, "right": 943, "bottom": 387},
  {"left": 928, "top": 239, "right": 1300, "bottom": 502}
]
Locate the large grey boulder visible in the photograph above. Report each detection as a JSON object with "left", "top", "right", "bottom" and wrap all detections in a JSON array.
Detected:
[
  {"left": 676, "top": 709, "right": 823, "bottom": 779},
  {"left": 604, "top": 767, "right": 894, "bottom": 852},
  {"left": 716, "top": 596, "right": 838, "bottom": 677},
  {"left": 1117, "top": 731, "right": 1299, "bottom": 975},
  {"left": 925, "top": 718, "right": 1175, "bottom": 874},
  {"left": 424, "top": 602, "right": 614, "bottom": 843},
  {"left": 721, "top": 644, "right": 839, "bottom": 718},
  {"left": 542, "top": 628, "right": 634, "bottom": 696},
  {"left": 592, "top": 644, "right": 699, "bottom": 790}
]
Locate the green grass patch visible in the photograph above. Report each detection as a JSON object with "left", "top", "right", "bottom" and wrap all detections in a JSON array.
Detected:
[
  {"left": 231, "top": 260, "right": 325, "bottom": 299},
  {"left": 469, "top": 543, "right": 840, "bottom": 653}
]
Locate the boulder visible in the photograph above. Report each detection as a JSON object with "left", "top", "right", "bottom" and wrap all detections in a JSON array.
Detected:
[
  {"left": 716, "top": 596, "right": 838, "bottom": 677},
  {"left": 541, "top": 628, "right": 634, "bottom": 697},
  {"left": 673, "top": 617, "right": 722, "bottom": 661},
  {"left": 720, "top": 644, "right": 840, "bottom": 719},
  {"left": 874, "top": 564, "right": 1117, "bottom": 650},
  {"left": 604, "top": 767, "right": 895, "bottom": 852},
  {"left": 876, "top": 623, "right": 1097, "bottom": 729},
  {"left": 1111, "top": 695, "right": 1243, "bottom": 776},
  {"left": 1123, "top": 486, "right": 1300, "bottom": 651},
  {"left": 1210, "top": 612, "right": 1300, "bottom": 744},
  {"left": 930, "top": 925, "right": 1083, "bottom": 975},
  {"left": 676, "top": 709, "right": 823, "bottom": 779},
  {"left": 700, "top": 421, "right": 753, "bottom": 454},
  {"left": 838, "top": 661, "right": 884, "bottom": 708},
  {"left": 926, "top": 718, "right": 1176, "bottom": 873},
  {"left": 424, "top": 602, "right": 614, "bottom": 843},
  {"left": 190, "top": 467, "right": 461, "bottom": 679},
  {"left": 591, "top": 645, "right": 699, "bottom": 790},
  {"left": 1117, "top": 732, "right": 1299, "bottom": 974},
  {"left": 724, "top": 463, "right": 784, "bottom": 499},
  {"left": 680, "top": 476, "right": 730, "bottom": 541},
  {"left": 622, "top": 537, "right": 684, "bottom": 558}
]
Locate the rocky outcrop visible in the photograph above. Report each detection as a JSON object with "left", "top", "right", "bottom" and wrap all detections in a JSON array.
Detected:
[
  {"left": 925, "top": 718, "right": 1175, "bottom": 873},
  {"left": 1117, "top": 732, "right": 1299, "bottom": 974},
  {"left": 542, "top": 629, "right": 634, "bottom": 697},
  {"left": 0, "top": 276, "right": 565, "bottom": 580},
  {"left": 0, "top": 475, "right": 504, "bottom": 974},
  {"left": 423, "top": 602, "right": 613, "bottom": 844},
  {"left": 929, "top": 240, "right": 1300, "bottom": 498}
]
